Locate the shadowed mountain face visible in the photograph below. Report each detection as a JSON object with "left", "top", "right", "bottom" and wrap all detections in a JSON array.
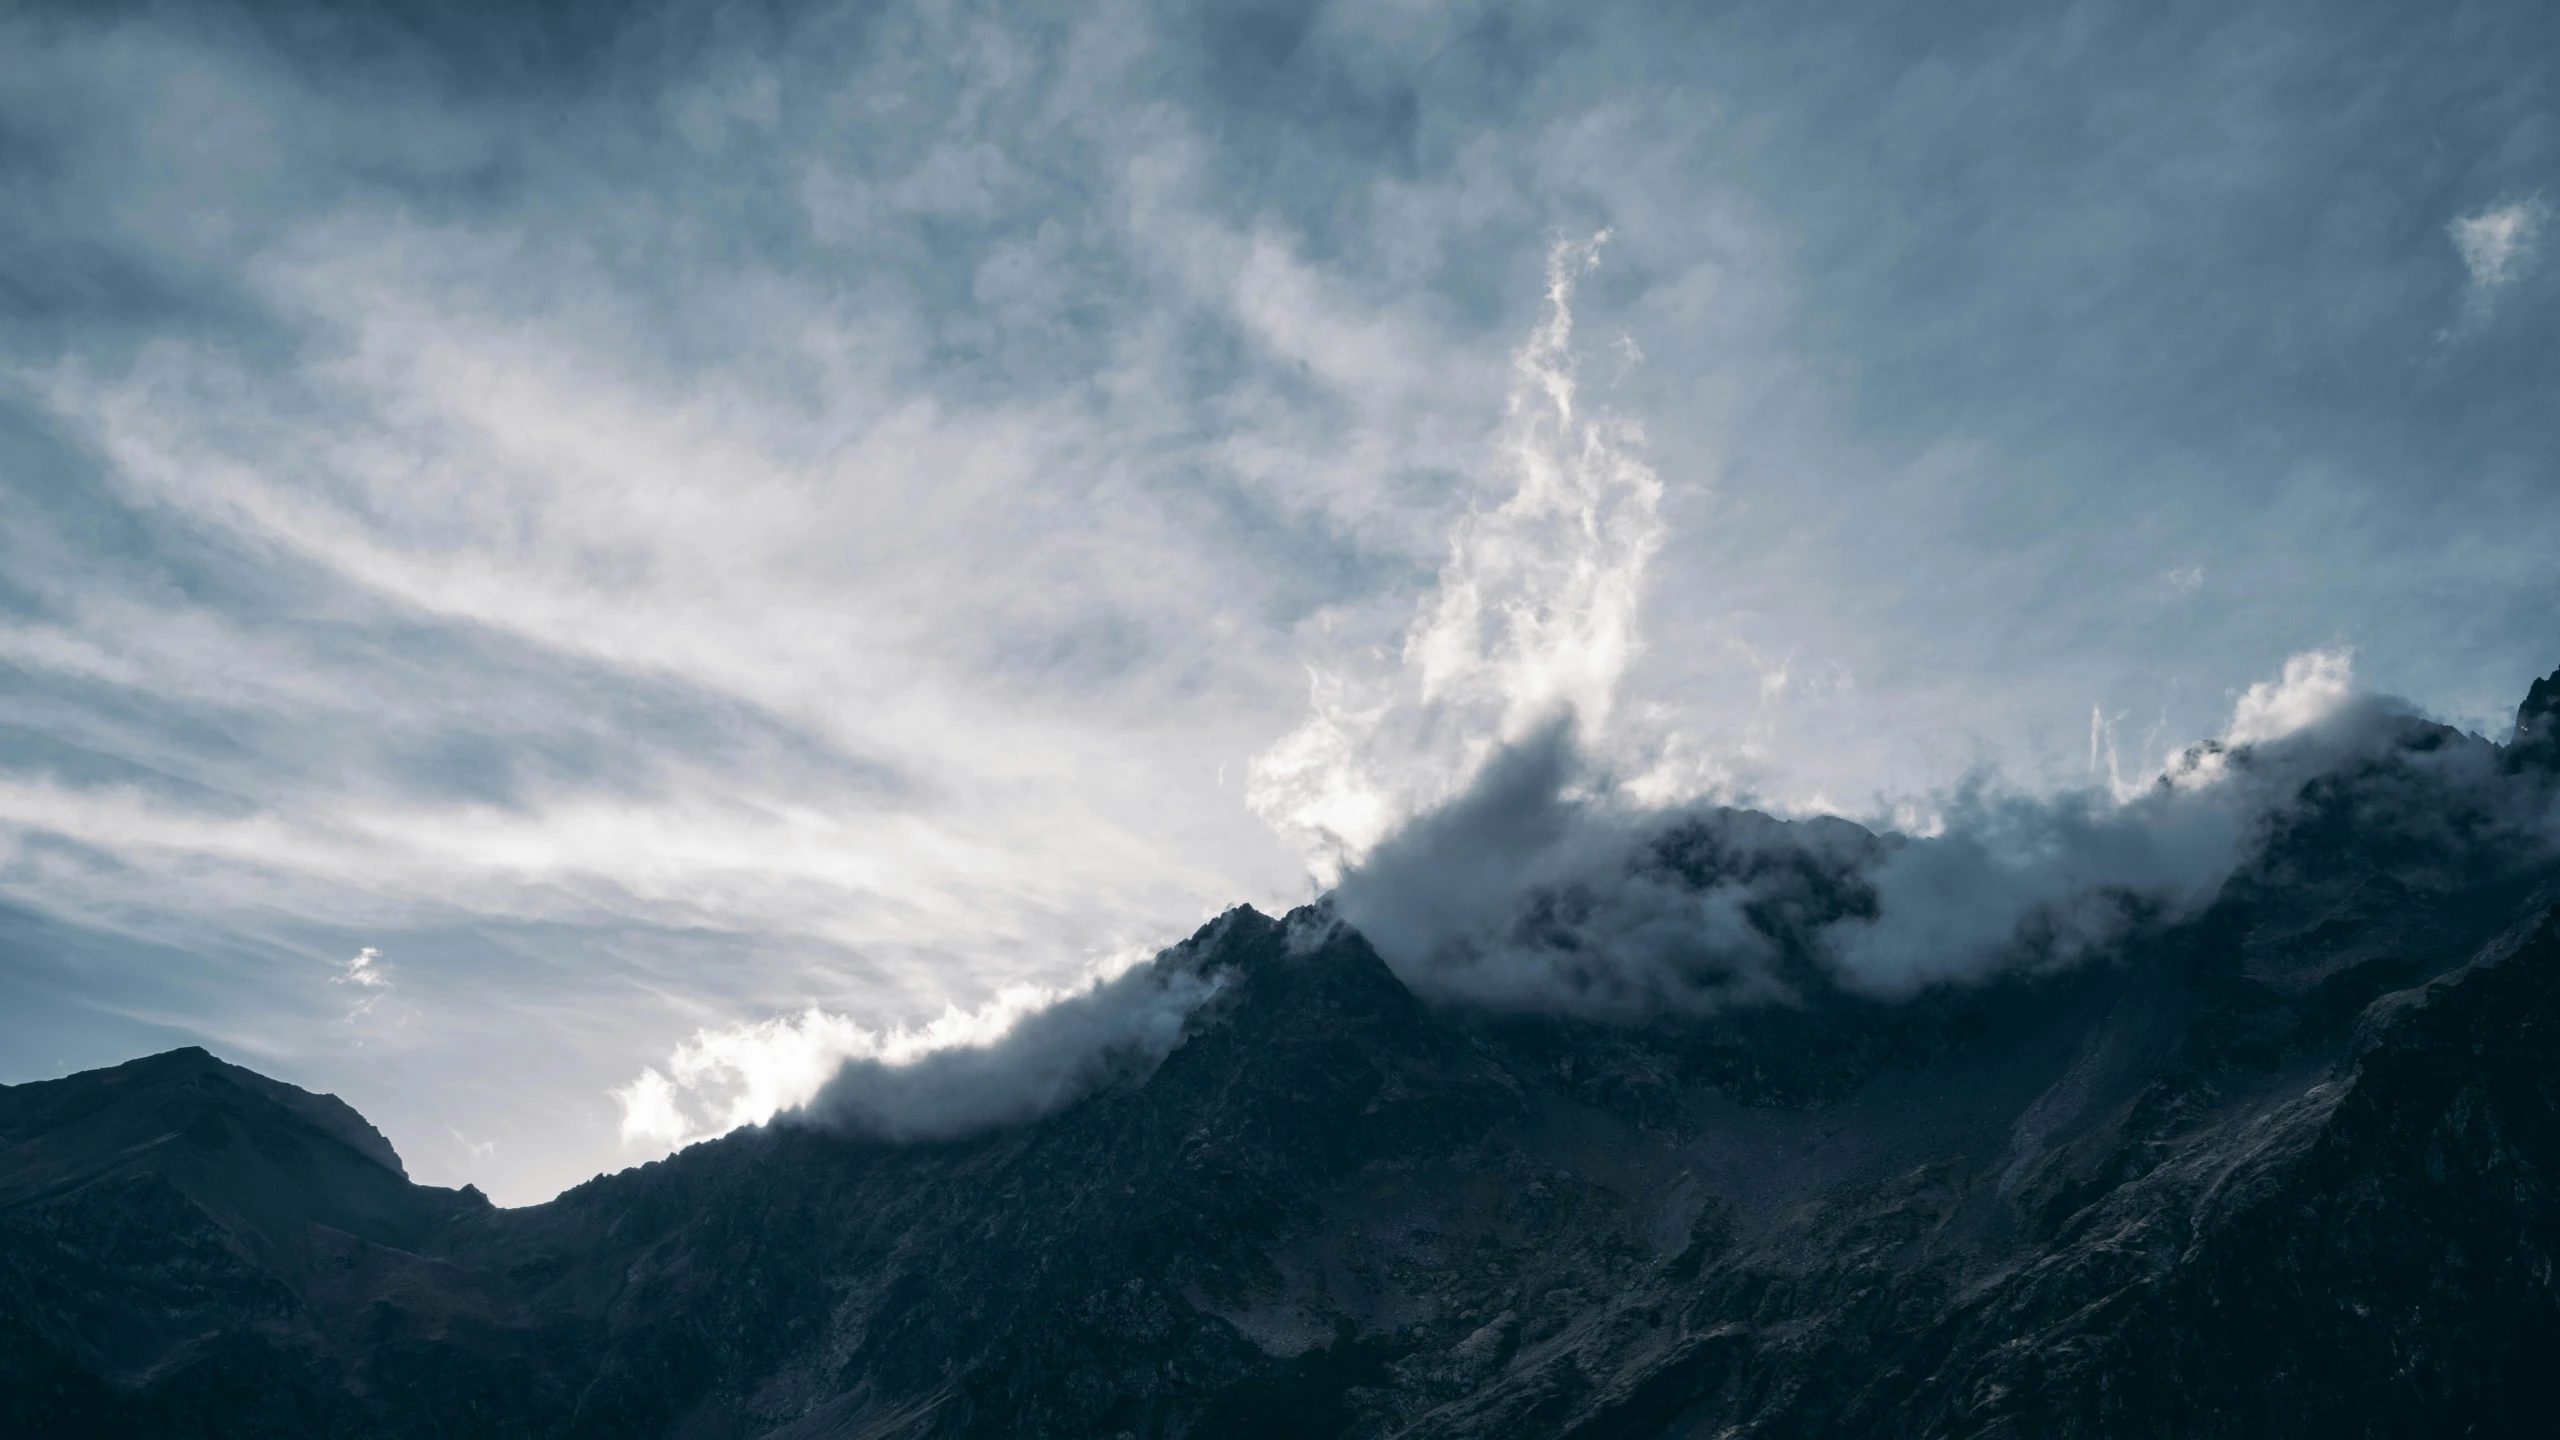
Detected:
[{"left": 6, "top": 677, "right": 2560, "bottom": 1438}]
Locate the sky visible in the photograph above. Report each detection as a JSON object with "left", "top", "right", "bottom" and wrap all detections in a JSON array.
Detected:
[{"left": 2, "top": 0, "right": 2555, "bottom": 1205}]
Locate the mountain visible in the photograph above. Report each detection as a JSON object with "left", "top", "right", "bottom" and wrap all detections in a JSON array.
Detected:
[{"left": 5, "top": 673, "right": 2559, "bottom": 1438}]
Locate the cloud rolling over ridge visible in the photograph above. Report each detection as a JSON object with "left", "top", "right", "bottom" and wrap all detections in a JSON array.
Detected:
[
  {"left": 615, "top": 645, "right": 2556, "bottom": 1153},
  {"left": 608, "top": 256, "right": 2551, "bottom": 1151},
  {"left": 616, "top": 943, "right": 1231, "bottom": 1149}
]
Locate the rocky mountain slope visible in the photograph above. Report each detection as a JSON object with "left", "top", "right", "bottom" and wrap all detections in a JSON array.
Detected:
[{"left": 5, "top": 674, "right": 2558, "bottom": 1439}]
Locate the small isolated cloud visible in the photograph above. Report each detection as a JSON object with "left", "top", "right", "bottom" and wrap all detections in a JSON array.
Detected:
[
  {"left": 2449, "top": 198, "right": 2550, "bottom": 326},
  {"left": 446, "top": 1126, "right": 496, "bottom": 1165},
  {"left": 2161, "top": 566, "right": 2204, "bottom": 595},
  {"left": 331, "top": 946, "right": 392, "bottom": 1022},
  {"left": 338, "top": 946, "right": 391, "bottom": 988}
]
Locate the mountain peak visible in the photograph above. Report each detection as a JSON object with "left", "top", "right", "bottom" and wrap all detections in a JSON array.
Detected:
[{"left": 0, "top": 1046, "right": 408, "bottom": 1188}]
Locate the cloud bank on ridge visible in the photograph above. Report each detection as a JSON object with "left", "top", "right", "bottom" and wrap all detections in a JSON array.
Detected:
[
  {"left": 1329, "top": 662, "right": 2552, "bottom": 1017},
  {"left": 607, "top": 247, "right": 2552, "bottom": 1154},
  {"left": 615, "top": 951, "right": 1227, "bottom": 1148}
]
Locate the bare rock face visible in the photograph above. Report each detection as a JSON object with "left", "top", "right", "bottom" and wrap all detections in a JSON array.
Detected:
[
  {"left": 2513, "top": 668, "right": 2560, "bottom": 772},
  {"left": 5, "top": 671, "right": 2560, "bottom": 1439}
]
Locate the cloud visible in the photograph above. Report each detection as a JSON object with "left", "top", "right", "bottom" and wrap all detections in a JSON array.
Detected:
[
  {"left": 1255, "top": 239, "right": 2337, "bottom": 1014},
  {"left": 612, "top": 940, "right": 1226, "bottom": 1151},
  {"left": 1332, "top": 720, "right": 1867, "bottom": 1015},
  {"left": 2449, "top": 197, "right": 2550, "bottom": 328},
  {"left": 595, "top": 236, "right": 1671, "bottom": 1155},
  {"left": 337, "top": 946, "right": 389, "bottom": 988},
  {"left": 1248, "top": 233, "right": 1666, "bottom": 883},
  {"left": 2223, "top": 647, "right": 2355, "bottom": 749},
  {"left": 331, "top": 945, "right": 393, "bottom": 1023},
  {"left": 1329, "top": 647, "right": 2545, "bottom": 1013},
  {"left": 2452, "top": 199, "right": 2548, "bottom": 294},
  {"left": 626, "top": 651, "right": 2390, "bottom": 1141},
  {"left": 447, "top": 1126, "right": 496, "bottom": 1165},
  {"left": 796, "top": 956, "right": 1225, "bottom": 1142},
  {"left": 1821, "top": 768, "right": 2244, "bottom": 996},
  {"left": 612, "top": 1067, "right": 690, "bottom": 1149}
]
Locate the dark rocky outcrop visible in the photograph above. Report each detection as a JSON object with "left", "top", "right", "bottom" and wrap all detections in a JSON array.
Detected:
[
  {"left": 2512, "top": 667, "right": 2560, "bottom": 773},
  {"left": 4, "top": 671, "right": 2559, "bottom": 1438}
]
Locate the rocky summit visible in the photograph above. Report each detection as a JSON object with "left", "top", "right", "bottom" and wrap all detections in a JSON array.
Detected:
[{"left": 5, "top": 675, "right": 2560, "bottom": 1439}]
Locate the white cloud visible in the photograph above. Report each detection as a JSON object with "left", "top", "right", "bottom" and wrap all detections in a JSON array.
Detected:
[
  {"left": 446, "top": 1126, "right": 497, "bottom": 1165},
  {"left": 2139, "top": 647, "right": 2359, "bottom": 795},
  {"left": 1332, "top": 647, "right": 2415, "bottom": 1015},
  {"left": 2452, "top": 199, "right": 2547, "bottom": 294},
  {"left": 2449, "top": 198, "right": 2549, "bottom": 327},
  {"left": 619, "top": 976, "right": 1085, "bottom": 1147},
  {"left": 2223, "top": 648, "right": 2355, "bottom": 748},
  {"left": 337, "top": 946, "right": 390, "bottom": 988},
  {"left": 330, "top": 946, "right": 393, "bottom": 1023},
  {"left": 611, "top": 1067, "right": 691, "bottom": 1148},
  {"left": 611, "top": 946, "right": 1217, "bottom": 1152},
  {"left": 1248, "top": 234, "right": 1671, "bottom": 882}
]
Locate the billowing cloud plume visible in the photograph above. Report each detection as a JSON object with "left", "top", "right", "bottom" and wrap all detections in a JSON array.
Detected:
[
  {"left": 2227, "top": 648, "right": 2356, "bottom": 746},
  {"left": 1254, "top": 203, "right": 2541, "bottom": 1006},
  {"left": 1248, "top": 233, "right": 1666, "bottom": 883},
  {"left": 603, "top": 242, "right": 1676, "bottom": 1156}
]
